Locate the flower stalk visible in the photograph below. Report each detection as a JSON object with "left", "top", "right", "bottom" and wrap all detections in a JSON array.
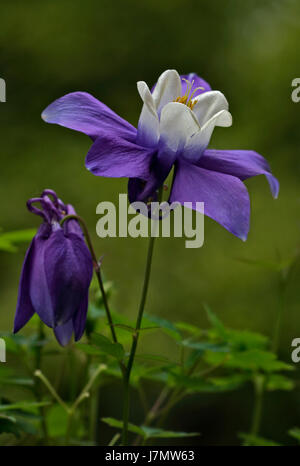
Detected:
[
  {"left": 250, "top": 374, "right": 265, "bottom": 437},
  {"left": 121, "top": 188, "right": 162, "bottom": 445},
  {"left": 35, "top": 364, "right": 106, "bottom": 444}
]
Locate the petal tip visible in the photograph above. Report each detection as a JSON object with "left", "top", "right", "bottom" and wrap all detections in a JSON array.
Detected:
[
  {"left": 41, "top": 107, "right": 51, "bottom": 123},
  {"left": 273, "top": 183, "right": 280, "bottom": 199}
]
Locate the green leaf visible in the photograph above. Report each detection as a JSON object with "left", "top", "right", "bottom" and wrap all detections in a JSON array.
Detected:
[
  {"left": 113, "top": 323, "right": 159, "bottom": 333},
  {"left": 141, "top": 426, "right": 200, "bottom": 439},
  {"left": 235, "top": 255, "right": 297, "bottom": 273},
  {"left": 239, "top": 433, "right": 281, "bottom": 446},
  {"left": 101, "top": 417, "right": 199, "bottom": 440},
  {"left": 14, "top": 418, "right": 38, "bottom": 436},
  {"left": 175, "top": 321, "right": 202, "bottom": 336},
  {"left": 0, "top": 229, "right": 36, "bottom": 243},
  {"left": 235, "top": 257, "right": 283, "bottom": 271},
  {"left": 209, "top": 374, "right": 250, "bottom": 391},
  {"left": 205, "top": 349, "right": 293, "bottom": 373},
  {"left": 76, "top": 343, "right": 104, "bottom": 356},
  {"left": 0, "top": 412, "right": 37, "bottom": 437},
  {"left": 90, "top": 333, "right": 125, "bottom": 360},
  {"left": 169, "top": 374, "right": 222, "bottom": 392},
  {"left": 47, "top": 405, "right": 68, "bottom": 438},
  {"left": 0, "top": 366, "right": 14, "bottom": 379},
  {"left": 204, "top": 305, "right": 227, "bottom": 339},
  {"left": 88, "top": 304, "right": 106, "bottom": 320},
  {"left": 101, "top": 417, "right": 144, "bottom": 436},
  {"left": 0, "top": 401, "right": 50, "bottom": 412},
  {"left": 288, "top": 427, "right": 300, "bottom": 443},
  {"left": 0, "top": 332, "right": 49, "bottom": 352},
  {"left": 226, "top": 329, "right": 268, "bottom": 352},
  {"left": 180, "top": 339, "right": 229, "bottom": 353},
  {"left": 0, "top": 238, "right": 16, "bottom": 252},
  {"left": 111, "top": 324, "right": 136, "bottom": 333},
  {"left": 0, "top": 414, "right": 20, "bottom": 437},
  {"left": 134, "top": 353, "right": 177, "bottom": 365},
  {"left": 0, "top": 377, "right": 34, "bottom": 387},
  {"left": 169, "top": 372, "right": 248, "bottom": 393},
  {"left": 0, "top": 229, "right": 36, "bottom": 253},
  {"left": 0, "top": 413, "right": 16, "bottom": 423},
  {"left": 127, "top": 364, "right": 170, "bottom": 386},
  {"left": 204, "top": 306, "right": 268, "bottom": 352},
  {"left": 265, "top": 374, "right": 295, "bottom": 391},
  {"left": 144, "top": 314, "right": 181, "bottom": 341}
]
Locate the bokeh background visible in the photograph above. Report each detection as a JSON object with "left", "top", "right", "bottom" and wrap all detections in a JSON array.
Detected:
[{"left": 0, "top": 0, "right": 300, "bottom": 445}]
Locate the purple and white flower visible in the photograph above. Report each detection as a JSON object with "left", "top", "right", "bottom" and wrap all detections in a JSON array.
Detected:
[{"left": 42, "top": 70, "right": 279, "bottom": 240}]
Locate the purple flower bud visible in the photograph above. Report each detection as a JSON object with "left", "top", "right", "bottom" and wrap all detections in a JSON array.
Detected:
[{"left": 14, "top": 190, "right": 93, "bottom": 346}]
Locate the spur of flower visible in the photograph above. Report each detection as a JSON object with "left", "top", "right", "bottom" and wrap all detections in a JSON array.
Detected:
[
  {"left": 14, "top": 190, "right": 93, "bottom": 346},
  {"left": 42, "top": 70, "right": 279, "bottom": 240}
]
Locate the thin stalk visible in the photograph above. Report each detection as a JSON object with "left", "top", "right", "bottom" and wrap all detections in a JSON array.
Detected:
[
  {"left": 272, "top": 273, "right": 287, "bottom": 354},
  {"left": 35, "top": 364, "right": 106, "bottom": 445},
  {"left": 121, "top": 188, "right": 163, "bottom": 445},
  {"left": 64, "top": 363, "right": 106, "bottom": 444},
  {"left": 68, "top": 345, "right": 77, "bottom": 402},
  {"left": 137, "top": 381, "right": 149, "bottom": 415},
  {"left": 34, "top": 321, "right": 48, "bottom": 443},
  {"left": 122, "top": 233, "right": 156, "bottom": 444},
  {"left": 34, "top": 370, "right": 70, "bottom": 412},
  {"left": 89, "top": 387, "right": 100, "bottom": 444},
  {"left": 108, "top": 433, "right": 121, "bottom": 446},
  {"left": 250, "top": 374, "right": 265, "bottom": 437}
]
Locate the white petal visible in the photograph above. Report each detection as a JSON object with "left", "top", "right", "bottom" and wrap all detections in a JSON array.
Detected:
[
  {"left": 192, "top": 91, "right": 229, "bottom": 127},
  {"left": 136, "top": 81, "right": 159, "bottom": 148},
  {"left": 202, "top": 108, "right": 232, "bottom": 130},
  {"left": 159, "top": 102, "right": 200, "bottom": 155},
  {"left": 184, "top": 109, "right": 232, "bottom": 161},
  {"left": 152, "top": 70, "right": 182, "bottom": 115}
]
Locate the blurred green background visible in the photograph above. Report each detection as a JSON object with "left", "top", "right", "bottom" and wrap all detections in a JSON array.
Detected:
[{"left": 0, "top": 0, "right": 300, "bottom": 445}]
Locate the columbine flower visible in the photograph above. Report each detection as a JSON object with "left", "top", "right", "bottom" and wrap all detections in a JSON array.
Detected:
[
  {"left": 14, "top": 189, "right": 93, "bottom": 346},
  {"left": 42, "top": 70, "right": 279, "bottom": 240}
]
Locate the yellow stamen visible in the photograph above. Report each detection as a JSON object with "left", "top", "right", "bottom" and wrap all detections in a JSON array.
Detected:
[{"left": 173, "top": 79, "right": 205, "bottom": 110}]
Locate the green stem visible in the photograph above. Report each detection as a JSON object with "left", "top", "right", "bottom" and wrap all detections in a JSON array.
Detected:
[
  {"left": 137, "top": 381, "right": 149, "bottom": 415},
  {"left": 34, "top": 370, "right": 70, "bottom": 412},
  {"left": 34, "top": 321, "right": 48, "bottom": 443},
  {"left": 65, "top": 411, "right": 75, "bottom": 445},
  {"left": 271, "top": 273, "right": 287, "bottom": 354},
  {"left": 122, "top": 189, "right": 162, "bottom": 445},
  {"left": 35, "top": 364, "right": 106, "bottom": 445},
  {"left": 89, "top": 387, "right": 100, "bottom": 444},
  {"left": 250, "top": 374, "right": 264, "bottom": 437}
]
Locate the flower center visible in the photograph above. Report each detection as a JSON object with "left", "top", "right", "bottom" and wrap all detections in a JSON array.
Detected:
[{"left": 173, "top": 78, "right": 204, "bottom": 110}]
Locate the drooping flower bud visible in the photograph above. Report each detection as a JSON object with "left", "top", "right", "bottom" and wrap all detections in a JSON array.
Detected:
[{"left": 14, "top": 189, "right": 93, "bottom": 346}]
